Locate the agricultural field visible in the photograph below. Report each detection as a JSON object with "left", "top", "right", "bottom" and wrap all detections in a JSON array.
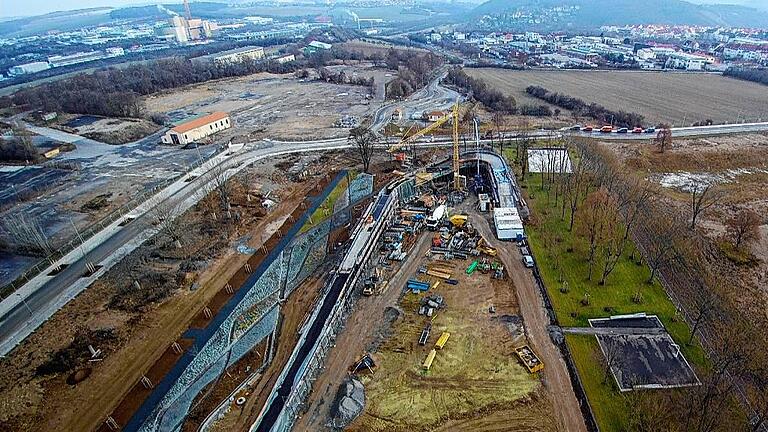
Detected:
[{"left": 466, "top": 68, "right": 768, "bottom": 126}]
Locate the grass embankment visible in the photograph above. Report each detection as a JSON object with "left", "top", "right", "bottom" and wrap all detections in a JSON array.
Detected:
[
  {"left": 518, "top": 172, "right": 707, "bottom": 431},
  {"left": 299, "top": 171, "right": 356, "bottom": 233}
]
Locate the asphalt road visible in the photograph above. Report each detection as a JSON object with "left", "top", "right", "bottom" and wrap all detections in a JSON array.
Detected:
[{"left": 0, "top": 140, "right": 354, "bottom": 356}]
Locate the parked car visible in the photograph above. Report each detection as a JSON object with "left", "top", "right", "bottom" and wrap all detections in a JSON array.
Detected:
[
  {"left": 644, "top": 127, "right": 656, "bottom": 134},
  {"left": 632, "top": 127, "right": 643, "bottom": 134},
  {"left": 522, "top": 255, "right": 535, "bottom": 268},
  {"left": 617, "top": 127, "right": 628, "bottom": 133}
]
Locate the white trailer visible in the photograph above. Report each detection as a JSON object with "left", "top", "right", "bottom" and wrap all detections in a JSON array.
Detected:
[{"left": 493, "top": 207, "right": 524, "bottom": 240}]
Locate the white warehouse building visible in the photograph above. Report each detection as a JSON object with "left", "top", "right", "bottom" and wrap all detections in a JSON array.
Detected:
[
  {"left": 161, "top": 112, "right": 231, "bottom": 145},
  {"left": 9, "top": 61, "right": 50, "bottom": 76}
]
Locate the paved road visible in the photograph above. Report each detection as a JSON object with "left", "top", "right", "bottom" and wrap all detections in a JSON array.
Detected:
[
  {"left": 370, "top": 66, "right": 460, "bottom": 133},
  {"left": 0, "top": 140, "right": 354, "bottom": 356},
  {"left": 566, "top": 121, "right": 768, "bottom": 140}
]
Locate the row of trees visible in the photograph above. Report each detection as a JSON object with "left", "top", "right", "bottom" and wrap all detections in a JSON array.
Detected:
[
  {"left": 313, "top": 67, "right": 375, "bottom": 88},
  {"left": 525, "top": 85, "right": 645, "bottom": 128},
  {"left": 384, "top": 49, "right": 444, "bottom": 100},
  {"left": 564, "top": 139, "right": 768, "bottom": 431},
  {"left": 12, "top": 56, "right": 304, "bottom": 118},
  {"left": 724, "top": 67, "right": 768, "bottom": 86},
  {"left": 443, "top": 67, "right": 517, "bottom": 113}
]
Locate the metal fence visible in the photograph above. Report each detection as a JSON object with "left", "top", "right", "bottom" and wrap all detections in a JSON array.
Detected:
[
  {"left": 0, "top": 149, "right": 222, "bottom": 301},
  {"left": 631, "top": 230, "right": 764, "bottom": 429}
]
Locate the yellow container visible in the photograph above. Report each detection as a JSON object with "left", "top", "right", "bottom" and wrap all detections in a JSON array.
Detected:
[
  {"left": 435, "top": 332, "right": 451, "bottom": 350},
  {"left": 423, "top": 349, "right": 437, "bottom": 370}
]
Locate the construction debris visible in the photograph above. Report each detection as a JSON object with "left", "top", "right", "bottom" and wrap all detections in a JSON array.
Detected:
[{"left": 330, "top": 377, "right": 366, "bottom": 428}]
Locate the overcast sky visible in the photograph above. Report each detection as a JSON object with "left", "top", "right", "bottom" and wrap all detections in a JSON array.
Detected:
[{"left": 0, "top": 0, "right": 165, "bottom": 18}]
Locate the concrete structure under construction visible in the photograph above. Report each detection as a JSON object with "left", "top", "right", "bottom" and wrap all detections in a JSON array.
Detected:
[{"left": 161, "top": 112, "right": 231, "bottom": 145}]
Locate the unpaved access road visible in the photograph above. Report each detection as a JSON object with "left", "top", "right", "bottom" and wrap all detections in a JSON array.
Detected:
[
  {"left": 473, "top": 214, "right": 587, "bottom": 432},
  {"left": 293, "top": 233, "right": 433, "bottom": 431}
]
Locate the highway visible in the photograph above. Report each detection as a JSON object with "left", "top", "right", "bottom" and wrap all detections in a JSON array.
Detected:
[{"left": 0, "top": 140, "right": 355, "bottom": 356}]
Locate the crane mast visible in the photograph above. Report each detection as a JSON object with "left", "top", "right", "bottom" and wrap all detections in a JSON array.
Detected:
[
  {"left": 452, "top": 103, "right": 460, "bottom": 190},
  {"left": 388, "top": 102, "right": 463, "bottom": 191}
]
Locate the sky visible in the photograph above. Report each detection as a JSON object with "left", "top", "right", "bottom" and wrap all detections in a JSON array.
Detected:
[{"left": 0, "top": 0, "right": 165, "bottom": 18}]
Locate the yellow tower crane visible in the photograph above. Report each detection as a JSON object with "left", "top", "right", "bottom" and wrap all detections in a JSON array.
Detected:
[{"left": 388, "top": 102, "right": 463, "bottom": 190}]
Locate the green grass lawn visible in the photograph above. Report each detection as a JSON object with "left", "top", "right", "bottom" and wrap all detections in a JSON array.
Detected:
[{"left": 519, "top": 172, "right": 707, "bottom": 431}]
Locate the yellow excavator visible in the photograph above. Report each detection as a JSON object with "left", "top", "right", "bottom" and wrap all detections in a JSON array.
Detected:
[{"left": 388, "top": 102, "right": 462, "bottom": 190}]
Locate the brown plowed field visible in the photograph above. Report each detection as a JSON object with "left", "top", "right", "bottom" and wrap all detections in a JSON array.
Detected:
[{"left": 466, "top": 68, "right": 768, "bottom": 126}]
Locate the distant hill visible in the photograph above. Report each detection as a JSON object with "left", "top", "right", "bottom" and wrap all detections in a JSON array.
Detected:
[
  {"left": 0, "top": 8, "right": 114, "bottom": 38},
  {"left": 471, "top": 0, "right": 768, "bottom": 28}
]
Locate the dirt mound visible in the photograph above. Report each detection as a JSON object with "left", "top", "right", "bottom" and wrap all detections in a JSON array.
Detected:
[{"left": 66, "top": 367, "right": 93, "bottom": 385}]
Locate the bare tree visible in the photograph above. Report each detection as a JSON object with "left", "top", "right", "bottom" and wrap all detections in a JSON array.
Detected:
[
  {"left": 690, "top": 183, "right": 720, "bottom": 230},
  {"left": 654, "top": 124, "right": 673, "bottom": 153},
  {"left": 688, "top": 283, "right": 719, "bottom": 346},
  {"left": 726, "top": 208, "right": 761, "bottom": 249},
  {"left": 564, "top": 147, "right": 588, "bottom": 231},
  {"left": 0, "top": 213, "right": 54, "bottom": 256},
  {"left": 491, "top": 111, "right": 506, "bottom": 153},
  {"left": 643, "top": 211, "right": 681, "bottom": 284},
  {"left": 349, "top": 121, "right": 376, "bottom": 173},
  {"left": 209, "top": 164, "right": 234, "bottom": 218},
  {"left": 577, "top": 187, "right": 619, "bottom": 281},
  {"left": 150, "top": 199, "right": 187, "bottom": 249}
]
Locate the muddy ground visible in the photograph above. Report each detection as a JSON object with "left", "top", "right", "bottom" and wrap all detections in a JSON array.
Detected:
[
  {"left": 601, "top": 132, "right": 768, "bottom": 344},
  {"left": 144, "top": 69, "right": 382, "bottom": 141},
  {"left": 293, "top": 193, "right": 560, "bottom": 432},
  {"left": 0, "top": 153, "right": 332, "bottom": 432}
]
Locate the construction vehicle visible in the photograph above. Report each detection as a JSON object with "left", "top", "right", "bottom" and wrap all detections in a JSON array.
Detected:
[
  {"left": 426, "top": 204, "right": 446, "bottom": 230},
  {"left": 449, "top": 214, "right": 468, "bottom": 228},
  {"left": 351, "top": 353, "right": 377, "bottom": 374},
  {"left": 388, "top": 102, "right": 462, "bottom": 190},
  {"left": 515, "top": 345, "right": 544, "bottom": 373},
  {"left": 478, "top": 245, "right": 497, "bottom": 257}
]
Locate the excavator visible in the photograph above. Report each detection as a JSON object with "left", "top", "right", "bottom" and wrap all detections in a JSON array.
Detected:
[{"left": 388, "top": 102, "right": 462, "bottom": 190}]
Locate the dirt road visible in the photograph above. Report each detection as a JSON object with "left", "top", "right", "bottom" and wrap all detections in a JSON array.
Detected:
[
  {"left": 473, "top": 214, "right": 587, "bottom": 432},
  {"left": 292, "top": 232, "right": 433, "bottom": 431}
]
